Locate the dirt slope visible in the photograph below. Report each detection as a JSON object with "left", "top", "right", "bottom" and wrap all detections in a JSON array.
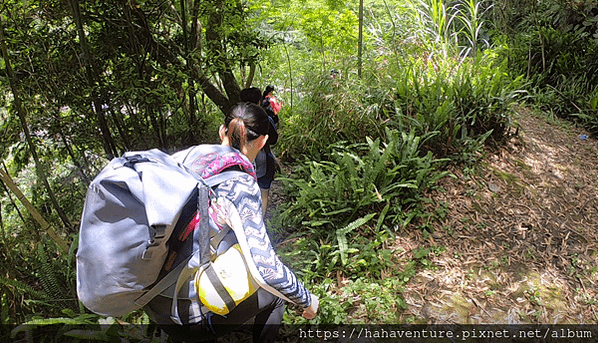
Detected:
[{"left": 398, "top": 108, "right": 598, "bottom": 324}]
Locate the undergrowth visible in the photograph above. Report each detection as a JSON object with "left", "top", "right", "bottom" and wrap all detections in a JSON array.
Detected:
[{"left": 1, "top": 0, "right": 539, "bottom": 339}]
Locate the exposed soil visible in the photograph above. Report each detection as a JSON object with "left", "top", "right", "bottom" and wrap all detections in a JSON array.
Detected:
[
  {"left": 397, "top": 108, "right": 598, "bottom": 324},
  {"left": 265, "top": 108, "right": 598, "bottom": 325}
]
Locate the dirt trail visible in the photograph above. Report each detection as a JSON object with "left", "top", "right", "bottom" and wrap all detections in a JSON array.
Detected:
[
  {"left": 265, "top": 108, "right": 598, "bottom": 325},
  {"left": 398, "top": 109, "right": 598, "bottom": 324}
]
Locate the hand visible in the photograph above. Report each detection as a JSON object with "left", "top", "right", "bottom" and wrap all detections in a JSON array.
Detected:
[{"left": 302, "top": 294, "right": 319, "bottom": 320}]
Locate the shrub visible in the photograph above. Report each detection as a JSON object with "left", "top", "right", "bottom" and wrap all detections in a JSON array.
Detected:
[
  {"left": 277, "top": 76, "right": 384, "bottom": 162},
  {"left": 275, "top": 128, "right": 448, "bottom": 280}
]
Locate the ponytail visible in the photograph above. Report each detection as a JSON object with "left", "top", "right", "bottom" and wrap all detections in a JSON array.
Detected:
[
  {"left": 224, "top": 102, "right": 270, "bottom": 150},
  {"left": 226, "top": 118, "right": 247, "bottom": 150}
]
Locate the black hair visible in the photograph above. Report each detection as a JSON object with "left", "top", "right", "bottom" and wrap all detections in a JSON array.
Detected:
[
  {"left": 224, "top": 102, "right": 270, "bottom": 150},
  {"left": 263, "top": 85, "right": 275, "bottom": 98},
  {"left": 240, "top": 87, "right": 262, "bottom": 105}
]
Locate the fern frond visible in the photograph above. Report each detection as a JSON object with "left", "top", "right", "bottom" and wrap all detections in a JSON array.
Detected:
[
  {"left": 375, "top": 204, "right": 391, "bottom": 234},
  {"left": 336, "top": 213, "right": 376, "bottom": 266},
  {"left": 37, "top": 244, "right": 62, "bottom": 302},
  {"left": 0, "top": 276, "right": 49, "bottom": 300}
]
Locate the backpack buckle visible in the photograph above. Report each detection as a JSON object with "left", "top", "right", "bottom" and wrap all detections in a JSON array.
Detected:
[
  {"left": 123, "top": 154, "right": 151, "bottom": 168},
  {"left": 143, "top": 225, "right": 167, "bottom": 260}
]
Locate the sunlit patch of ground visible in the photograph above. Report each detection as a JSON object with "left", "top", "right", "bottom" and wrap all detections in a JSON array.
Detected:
[{"left": 398, "top": 109, "right": 598, "bottom": 324}]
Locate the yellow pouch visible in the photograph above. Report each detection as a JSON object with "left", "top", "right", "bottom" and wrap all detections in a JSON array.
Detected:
[{"left": 194, "top": 244, "right": 258, "bottom": 316}]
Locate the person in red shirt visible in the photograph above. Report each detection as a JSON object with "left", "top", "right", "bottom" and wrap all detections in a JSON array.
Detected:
[
  {"left": 261, "top": 85, "right": 281, "bottom": 126},
  {"left": 241, "top": 87, "right": 279, "bottom": 216}
]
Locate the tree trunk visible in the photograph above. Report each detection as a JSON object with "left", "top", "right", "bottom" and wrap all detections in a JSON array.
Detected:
[
  {"left": 107, "top": 107, "right": 132, "bottom": 151},
  {"left": 126, "top": 2, "right": 239, "bottom": 115},
  {"left": 69, "top": 0, "right": 119, "bottom": 159},
  {"left": 283, "top": 44, "right": 293, "bottom": 110},
  {"left": 147, "top": 104, "right": 166, "bottom": 149},
  {"left": 0, "top": 180, "right": 7, "bottom": 243},
  {"left": 0, "top": 16, "right": 73, "bottom": 233},
  {"left": 196, "top": 74, "right": 236, "bottom": 113},
  {"left": 181, "top": 0, "right": 198, "bottom": 143},
  {"left": 245, "top": 63, "right": 256, "bottom": 89},
  {"left": 204, "top": 0, "right": 241, "bottom": 108}
]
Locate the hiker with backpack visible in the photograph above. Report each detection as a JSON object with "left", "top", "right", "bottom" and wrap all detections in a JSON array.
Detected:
[
  {"left": 146, "top": 102, "right": 318, "bottom": 342},
  {"left": 241, "top": 87, "right": 280, "bottom": 217},
  {"left": 76, "top": 102, "right": 318, "bottom": 343},
  {"left": 261, "top": 85, "right": 281, "bottom": 126}
]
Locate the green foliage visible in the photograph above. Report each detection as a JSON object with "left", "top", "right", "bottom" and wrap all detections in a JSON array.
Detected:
[
  {"left": 385, "top": 53, "right": 524, "bottom": 158},
  {"left": 407, "top": 0, "right": 460, "bottom": 59},
  {"left": 345, "top": 277, "right": 408, "bottom": 324},
  {"left": 282, "top": 278, "right": 351, "bottom": 325},
  {"left": 278, "top": 76, "right": 384, "bottom": 161},
  {"left": 36, "top": 244, "right": 64, "bottom": 309},
  {"left": 277, "top": 127, "right": 448, "bottom": 280},
  {"left": 495, "top": 0, "right": 598, "bottom": 133},
  {"left": 0, "top": 236, "right": 79, "bottom": 329},
  {"left": 254, "top": 0, "right": 359, "bottom": 78},
  {"left": 336, "top": 214, "right": 376, "bottom": 266},
  {"left": 11, "top": 310, "right": 158, "bottom": 343},
  {"left": 277, "top": 0, "right": 522, "bottom": 163},
  {"left": 0, "top": 276, "right": 51, "bottom": 305},
  {"left": 454, "top": 0, "right": 492, "bottom": 58},
  {"left": 282, "top": 276, "right": 408, "bottom": 325}
]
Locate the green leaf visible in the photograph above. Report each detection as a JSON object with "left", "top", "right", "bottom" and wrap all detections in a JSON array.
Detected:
[
  {"left": 375, "top": 204, "right": 391, "bottom": 233},
  {"left": 63, "top": 330, "right": 110, "bottom": 341},
  {"left": 321, "top": 208, "right": 352, "bottom": 216},
  {"left": 336, "top": 213, "right": 376, "bottom": 266},
  {"left": 303, "top": 220, "right": 332, "bottom": 227}
]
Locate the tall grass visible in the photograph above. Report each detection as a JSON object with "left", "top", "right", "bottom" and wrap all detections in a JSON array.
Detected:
[
  {"left": 408, "top": 0, "right": 458, "bottom": 60},
  {"left": 399, "top": 0, "right": 492, "bottom": 63},
  {"left": 277, "top": 76, "right": 384, "bottom": 161}
]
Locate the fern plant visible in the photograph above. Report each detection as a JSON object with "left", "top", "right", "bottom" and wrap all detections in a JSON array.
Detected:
[{"left": 278, "top": 127, "right": 448, "bottom": 280}]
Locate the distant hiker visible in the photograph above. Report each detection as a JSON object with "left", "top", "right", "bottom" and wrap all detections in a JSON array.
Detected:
[
  {"left": 261, "top": 85, "right": 281, "bottom": 126},
  {"left": 240, "top": 87, "right": 262, "bottom": 105},
  {"left": 241, "top": 87, "right": 280, "bottom": 217},
  {"left": 145, "top": 102, "right": 319, "bottom": 342}
]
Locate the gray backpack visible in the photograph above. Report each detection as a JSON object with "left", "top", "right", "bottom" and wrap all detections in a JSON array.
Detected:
[{"left": 76, "top": 148, "right": 243, "bottom": 317}]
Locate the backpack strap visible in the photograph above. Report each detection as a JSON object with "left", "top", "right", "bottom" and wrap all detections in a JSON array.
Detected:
[
  {"left": 134, "top": 251, "right": 195, "bottom": 309},
  {"left": 168, "top": 170, "right": 253, "bottom": 324},
  {"left": 204, "top": 170, "right": 247, "bottom": 188},
  {"left": 170, "top": 183, "right": 213, "bottom": 325},
  {"left": 134, "top": 170, "right": 245, "bottom": 315},
  {"left": 134, "top": 182, "right": 210, "bottom": 311},
  {"left": 169, "top": 250, "right": 201, "bottom": 325}
]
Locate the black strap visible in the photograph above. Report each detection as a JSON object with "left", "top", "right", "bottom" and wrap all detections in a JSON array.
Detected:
[
  {"left": 204, "top": 264, "right": 236, "bottom": 313},
  {"left": 199, "top": 178, "right": 237, "bottom": 313}
]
